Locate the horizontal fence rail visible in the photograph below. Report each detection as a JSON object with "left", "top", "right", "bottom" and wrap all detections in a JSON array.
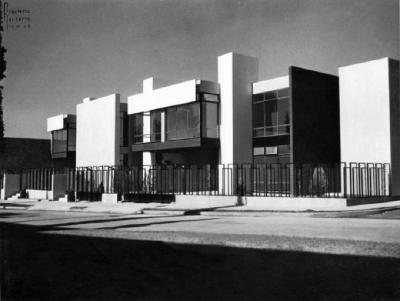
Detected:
[{"left": 1, "top": 163, "right": 391, "bottom": 201}]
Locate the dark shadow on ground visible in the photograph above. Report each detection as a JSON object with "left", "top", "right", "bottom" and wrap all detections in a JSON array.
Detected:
[{"left": 1, "top": 222, "right": 399, "bottom": 300}]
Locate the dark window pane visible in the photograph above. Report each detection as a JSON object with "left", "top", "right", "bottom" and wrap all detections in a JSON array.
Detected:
[
  {"left": 264, "top": 100, "right": 277, "bottom": 127},
  {"left": 278, "top": 88, "right": 289, "bottom": 98},
  {"left": 278, "top": 144, "right": 290, "bottom": 155},
  {"left": 253, "top": 102, "right": 264, "bottom": 128},
  {"left": 253, "top": 93, "right": 264, "bottom": 102},
  {"left": 52, "top": 129, "right": 67, "bottom": 154},
  {"left": 277, "top": 98, "right": 290, "bottom": 125},
  {"left": 68, "top": 128, "right": 76, "bottom": 151},
  {"left": 264, "top": 91, "right": 277, "bottom": 100},
  {"left": 202, "top": 102, "right": 218, "bottom": 138},
  {"left": 133, "top": 113, "right": 143, "bottom": 144},
  {"left": 150, "top": 111, "right": 162, "bottom": 142},
  {"left": 253, "top": 128, "right": 264, "bottom": 137},
  {"left": 188, "top": 103, "right": 200, "bottom": 129}
]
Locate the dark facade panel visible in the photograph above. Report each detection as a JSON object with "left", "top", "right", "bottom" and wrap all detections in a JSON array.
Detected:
[
  {"left": 290, "top": 66, "right": 340, "bottom": 164},
  {"left": 389, "top": 59, "right": 400, "bottom": 196}
]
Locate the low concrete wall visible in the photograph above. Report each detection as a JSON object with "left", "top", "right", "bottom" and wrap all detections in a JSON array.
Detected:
[
  {"left": 175, "top": 195, "right": 238, "bottom": 207},
  {"left": 27, "top": 189, "right": 52, "bottom": 200},
  {"left": 3, "top": 174, "right": 20, "bottom": 200},
  {"left": 52, "top": 174, "right": 68, "bottom": 201},
  {"left": 243, "top": 196, "right": 347, "bottom": 211},
  {"left": 102, "top": 193, "right": 118, "bottom": 204}
]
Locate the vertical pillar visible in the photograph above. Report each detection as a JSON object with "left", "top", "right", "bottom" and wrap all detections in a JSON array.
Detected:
[{"left": 217, "top": 52, "right": 258, "bottom": 194}]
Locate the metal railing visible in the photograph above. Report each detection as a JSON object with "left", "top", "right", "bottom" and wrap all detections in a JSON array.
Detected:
[{"left": 1, "top": 162, "right": 391, "bottom": 201}]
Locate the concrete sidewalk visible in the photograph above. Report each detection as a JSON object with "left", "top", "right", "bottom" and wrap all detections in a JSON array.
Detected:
[
  {"left": 0, "top": 199, "right": 162, "bottom": 214},
  {"left": 1, "top": 198, "right": 400, "bottom": 216}
]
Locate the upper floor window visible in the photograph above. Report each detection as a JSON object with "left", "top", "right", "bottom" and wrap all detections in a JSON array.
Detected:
[
  {"left": 166, "top": 103, "right": 200, "bottom": 140},
  {"left": 150, "top": 110, "right": 162, "bottom": 142},
  {"left": 132, "top": 113, "right": 143, "bottom": 144},
  {"left": 253, "top": 88, "right": 290, "bottom": 138}
]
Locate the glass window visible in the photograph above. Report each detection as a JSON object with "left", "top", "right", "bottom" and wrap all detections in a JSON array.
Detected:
[
  {"left": 52, "top": 129, "right": 67, "bottom": 155},
  {"left": 277, "top": 98, "right": 290, "bottom": 125},
  {"left": 253, "top": 102, "right": 264, "bottom": 128},
  {"left": 264, "top": 91, "right": 277, "bottom": 100},
  {"left": 166, "top": 107, "right": 176, "bottom": 140},
  {"left": 133, "top": 113, "right": 143, "bottom": 144},
  {"left": 253, "top": 147, "right": 264, "bottom": 156},
  {"left": 264, "top": 101, "right": 277, "bottom": 127},
  {"left": 202, "top": 102, "right": 218, "bottom": 138},
  {"left": 166, "top": 103, "right": 200, "bottom": 140},
  {"left": 278, "top": 144, "right": 290, "bottom": 155},
  {"left": 278, "top": 88, "right": 289, "bottom": 98},
  {"left": 150, "top": 111, "right": 162, "bottom": 142},
  {"left": 67, "top": 127, "right": 76, "bottom": 151},
  {"left": 252, "top": 88, "right": 291, "bottom": 138},
  {"left": 253, "top": 93, "right": 264, "bottom": 102}
]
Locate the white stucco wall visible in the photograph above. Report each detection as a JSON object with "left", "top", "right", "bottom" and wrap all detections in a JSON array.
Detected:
[
  {"left": 76, "top": 94, "right": 120, "bottom": 167},
  {"left": 128, "top": 79, "right": 197, "bottom": 114},
  {"left": 339, "top": 58, "right": 391, "bottom": 163},
  {"left": 252, "top": 76, "right": 289, "bottom": 94},
  {"left": 47, "top": 114, "right": 67, "bottom": 132},
  {"left": 218, "top": 52, "right": 258, "bottom": 165}
]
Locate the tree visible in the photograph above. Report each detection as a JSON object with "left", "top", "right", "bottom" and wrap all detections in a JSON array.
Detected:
[{"left": 0, "top": 0, "right": 6, "bottom": 149}]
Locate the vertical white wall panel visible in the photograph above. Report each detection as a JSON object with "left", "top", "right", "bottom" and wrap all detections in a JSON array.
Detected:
[
  {"left": 339, "top": 58, "right": 391, "bottom": 163},
  {"left": 76, "top": 94, "right": 120, "bottom": 167}
]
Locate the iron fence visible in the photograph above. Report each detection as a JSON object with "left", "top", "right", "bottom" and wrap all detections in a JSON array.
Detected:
[{"left": 1, "top": 163, "right": 391, "bottom": 201}]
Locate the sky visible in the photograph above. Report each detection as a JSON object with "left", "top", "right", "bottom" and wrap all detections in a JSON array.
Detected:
[{"left": 2, "top": 0, "right": 399, "bottom": 139}]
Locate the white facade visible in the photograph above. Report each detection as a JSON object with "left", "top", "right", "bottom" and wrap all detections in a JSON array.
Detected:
[
  {"left": 339, "top": 58, "right": 393, "bottom": 163},
  {"left": 339, "top": 57, "right": 399, "bottom": 196},
  {"left": 252, "top": 76, "right": 289, "bottom": 94},
  {"left": 47, "top": 114, "right": 68, "bottom": 132},
  {"left": 128, "top": 79, "right": 197, "bottom": 114},
  {"left": 76, "top": 93, "right": 123, "bottom": 167}
]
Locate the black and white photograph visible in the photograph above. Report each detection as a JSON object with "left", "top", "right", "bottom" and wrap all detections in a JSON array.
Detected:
[{"left": 0, "top": 0, "right": 399, "bottom": 299}]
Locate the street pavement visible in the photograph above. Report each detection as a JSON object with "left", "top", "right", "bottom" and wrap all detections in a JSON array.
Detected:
[
  {"left": 2, "top": 208, "right": 400, "bottom": 300},
  {"left": 1, "top": 208, "right": 400, "bottom": 258}
]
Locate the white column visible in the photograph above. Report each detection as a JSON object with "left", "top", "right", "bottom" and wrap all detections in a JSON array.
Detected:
[{"left": 218, "top": 53, "right": 258, "bottom": 165}]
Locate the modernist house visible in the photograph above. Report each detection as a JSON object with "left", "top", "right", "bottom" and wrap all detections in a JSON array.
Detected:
[
  {"left": 127, "top": 53, "right": 340, "bottom": 169},
  {"left": 31, "top": 52, "right": 398, "bottom": 203}
]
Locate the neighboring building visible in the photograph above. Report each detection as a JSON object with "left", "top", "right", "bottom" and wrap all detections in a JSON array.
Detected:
[
  {"left": 339, "top": 57, "right": 399, "bottom": 196},
  {"left": 0, "top": 137, "right": 53, "bottom": 169},
  {"left": 47, "top": 114, "right": 76, "bottom": 167}
]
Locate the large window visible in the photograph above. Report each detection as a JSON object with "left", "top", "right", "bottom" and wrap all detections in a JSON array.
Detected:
[
  {"left": 166, "top": 103, "right": 200, "bottom": 140},
  {"left": 150, "top": 111, "right": 162, "bottom": 142},
  {"left": 202, "top": 101, "right": 218, "bottom": 138},
  {"left": 52, "top": 129, "right": 67, "bottom": 155},
  {"left": 253, "top": 88, "right": 290, "bottom": 138},
  {"left": 132, "top": 113, "right": 143, "bottom": 144},
  {"left": 67, "top": 125, "right": 76, "bottom": 151}
]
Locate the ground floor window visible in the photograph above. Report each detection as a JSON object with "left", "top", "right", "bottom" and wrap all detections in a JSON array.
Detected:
[{"left": 253, "top": 144, "right": 291, "bottom": 165}]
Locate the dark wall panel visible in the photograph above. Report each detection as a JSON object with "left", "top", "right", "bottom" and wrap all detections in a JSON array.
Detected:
[{"left": 290, "top": 67, "right": 340, "bottom": 164}]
